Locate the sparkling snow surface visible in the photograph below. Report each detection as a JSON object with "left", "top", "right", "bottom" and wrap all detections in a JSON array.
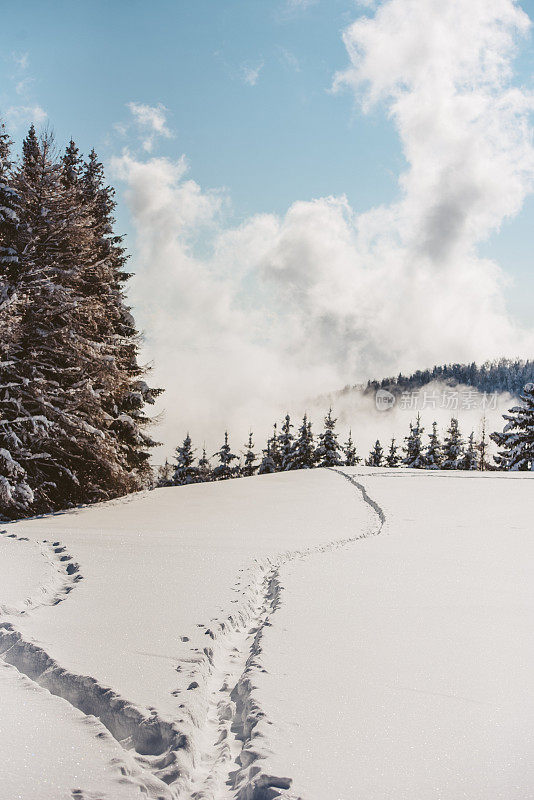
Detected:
[{"left": 0, "top": 468, "right": 533, "bottom": 800}]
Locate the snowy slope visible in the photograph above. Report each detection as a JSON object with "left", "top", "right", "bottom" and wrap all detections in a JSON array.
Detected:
[
  {"left": 1, "top": 468, "right": 533, "bottom": 799},
  {"left": 248, "top": 469, "right": 534, "bottom": 800}
]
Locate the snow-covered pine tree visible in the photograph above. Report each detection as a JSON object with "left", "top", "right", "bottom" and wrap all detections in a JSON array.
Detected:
[
  {"left": 315, "top": 408, "right": 343, "bottom": 467},
  {"left": 403, "top": 413, "right": 425, "bottom": 468},
  {"left": 491, "top": 383, "right": 534, "bottom": 471},
  {"left": 80, "top": 146, "right": 162, "bottom": 479},
  {"left": 343, "top": 429, "right": 361, "bottom": 466},
  {"left": 213, "top": 432, "right": 239, "bottom": 480},
  {"left": 461, "top": 432, "right": 478, "bottom": 470},
  {"left": 258, "top": 440, "right": 276, "bottom": 474},
  {"left": 0, "top": 120, "right": 34, "bottom": 515},
  {"left": 242, "top": 432, "right": 258, "bottom": 477},
  {"left": 292, "top": 414, "right": 316, "bottom": 469},
  {"left": 366, "top": 439, "right": 384, "bottom": 467},
  {"left": 197, "top": 447, "right": 212, "bottom": 482},
  {"left": 157, "top": 459, "right": 173, "bottom": 487},
  {"left": 424, "top": 421, "right": 442, "bottom": 469},
  {"left": 172, "top": 434, "right": 198, "bottom": 485},
  {"left": 385, "top": 437, "right": 400, "bottom": 467},
  {"left": 442, "top": 418, "right": 465, "bottom": 470},
  {"left": 279, "top": 414, "right": 295, "bottom": 471},
  {"left": 0, "top": 125, "right": 162, "bottom": 519},
  {"left": 269, "top": 423, "right": 282, "bottom": 472}
]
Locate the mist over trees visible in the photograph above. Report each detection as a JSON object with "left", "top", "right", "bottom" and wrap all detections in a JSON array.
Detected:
[{"left": 0, "top": 120, "right": 161, "bottom": 520}]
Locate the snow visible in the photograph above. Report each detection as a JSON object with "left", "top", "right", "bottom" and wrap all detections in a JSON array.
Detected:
[{"left": 1, "top": 467, "right": 533, "bottom": 799}]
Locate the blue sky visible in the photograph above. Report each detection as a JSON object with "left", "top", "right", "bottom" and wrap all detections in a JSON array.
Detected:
[{"left": 0, "top": 0, "right": 533, "bottom": 373}]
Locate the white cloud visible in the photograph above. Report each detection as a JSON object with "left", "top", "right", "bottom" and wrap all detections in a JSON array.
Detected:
[
  {"left": 12, "top": 52, "right": 29, "bottom": 70},
  {"left": 112, "top": 0, "right": 534, "bottom": 455},
  {"left": 241, "top": 61, "right": 264, "bottom": 87},
  {"left": 126, "top": 101, "right": 173, "bottom": 152},
  {"left": 286, "top": 0, "right": 318, "bottom": 10},
  {"left": 5, "top": 104, "right": 47, "bottom": 130}
]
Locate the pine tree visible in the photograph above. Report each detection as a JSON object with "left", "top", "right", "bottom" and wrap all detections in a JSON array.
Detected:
[
  {"left": 403, "top": 413, "right": 425, "bottom": 468},
  {"left": 315, "top": 408, "right": 343, "bottom": 467},
  {"left": 0, "top": 120, "right": 34, "bottom": 515},
  {"left": 197, "top": 447, "right": 212, "bottom": 482},
  {"left": 242, "top": 432, "right": 258, "bottom": 477},
  {"left": 477, "top": 417, "right": 490, "bottom": 471},
  {"left": 461, "top": 432, "right": 478, "bottom": 471},
  {"left": 258, "top": 440, "right": 277, "bottom": 475},
  {"left": 279, "top": 414, "right": 295, "bottom": 471},
  {"left": 442, "top": 418, "right": 465, "bottom": 469},
  {"left": 424, "top": 421, "right": 442, "bottom": 469},
  {"left": 343, "top": 429, "right": 361, "bottom": 467},
  {"left": 0, "top": 124, "right": 162, "bottom": 519},
  {"left": 292, "top": 414, "right": 316, "bottom": 469},
  {"left": 213, "top": 432, "right": 239, "bottom": 480},
  {"left": 366, "top": 439, "right": 384, "bottom": 467},
  {"left": 172, "top": 434, "right": 198, "bottom": 485},
  {"left": 385, "top": 437, "right": 400, "bottom": 467},
  {"left": 491, "top": 383, "right": 534, "bottom": 471},
  {"left": 157, "top": 459, "right": 173, "bottom": 487},
  {"left": 269, "top": 423, "right": 282, "bottom": 471}
]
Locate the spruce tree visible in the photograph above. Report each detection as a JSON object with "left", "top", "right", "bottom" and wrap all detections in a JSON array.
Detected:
[
  {"left": 366, "top": 439, "right": 384, "bottom": 467},
  {"left": 172, "top": 434, "right": 198, "bottom": 485},
  {"left": 403, "top": 413, "right": 425, "bottom": 468},
  {"left": 491, "top": 383, "right": 534, "bottom": 470},
  {"left": 279, "top": 414, "right": 295, "bottom": 471},
  {"left": 258, "top": 440, "right": 277, "bottom": 475},
  {"left": 442, "top": 418, "right": 465, "bottom": 469},
  {"left": 461, "top": 432, "right": 478, "bottom": 471},
  {"left": 269, "top": 423, "right": 282, "bottom": 471},
  {"left": 385, "top": 437, "right": 400, "bottom": 467},
  {"left": 242, "top": 432, "right": 258, "bottom": 477},
  {"left": 157, "top": 459, "right": 173, "bottom": 487},
  {"left": 315, "top": 408, "right": 343, "bottom": 467},
  {"left": 197, "top": 447, "right": 212, "bottom": 482},
  {"left": 213, "top": 432, "right": 239, "bottom": 480},
  {"left": 0, "top": 124, "right": 162, "bottom": 519},
  {"left": 424, "top": 421, "right": 442, "bottom": 469},
  {"left": 0, "top": 121, "right": 33, "bottom": 514},
  {"left": 477, "top": 417, "right": 490, "bottom": 471},
  {"left": 292, "top": 414, "right": 316, "bottom": 469},
  {"left": 343, "top": 429, "right": 361, "bottom": 467}
]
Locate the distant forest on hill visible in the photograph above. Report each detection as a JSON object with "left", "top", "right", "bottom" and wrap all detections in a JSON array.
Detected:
[{"left": 338, "top": 359, "right": 534, "bottom": 399}]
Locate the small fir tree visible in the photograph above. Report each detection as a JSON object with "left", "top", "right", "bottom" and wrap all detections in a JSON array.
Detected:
[
  {"left": 172, "top": 434, "right": 198, "bottom": 485},
  {"left": 461, "top": 432, "right": 479, "bottom": 471},
  {"left": 213, "top": 432, "right": 239, "bottom": 481},
  {"left": 242, "top": 432, "right": 258, "bottom": 477},
  {"left": 366, "top": 439, "right": 384, "bottom": 467},
  {"left": 385, "top": 437, "right": 400, "bottom": 467},
  {"left": 442, "top": 418, "right": 465, "bottom": 469},
  {"left": 315, "top": 408, "right": 343, "bottom": 467},
  {"left": 279, "top": 414, "right": 295, "bottom": 471},
  {"left": 292, "top": 414, "right": 316, "bottom": 469},
  {"left": 477, "top": 417, "right": 490, "bottom": 472},
  {"left": 197, "top": 447, "right": 212, "bottom": 482},
  {"left": 258, "top": 441, "right": 277, "bottom": 475},
  {"left": 424, "top": 421, "right": 442, "bottom": 469},
  {"left": 343, "top": 429, "right": 361, "bottom": 467},
  {"left": 403, "top": 413, "right": 425, "bottom": 468}
]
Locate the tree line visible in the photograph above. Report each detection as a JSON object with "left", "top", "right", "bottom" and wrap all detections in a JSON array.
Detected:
[
  {"left": 161, "top": 386, "right": 534, "bottom": 486},
  {"left": 0, "top": 120, "right": 161, "bottom": 520}
]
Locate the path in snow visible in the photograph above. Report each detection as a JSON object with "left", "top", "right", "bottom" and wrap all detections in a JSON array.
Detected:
[
  {"left": 249, "top": 469, "right": 534, "bottom": 800},
  {"left": 0, "top": 470, "right": 374, "bottom": 799}
]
